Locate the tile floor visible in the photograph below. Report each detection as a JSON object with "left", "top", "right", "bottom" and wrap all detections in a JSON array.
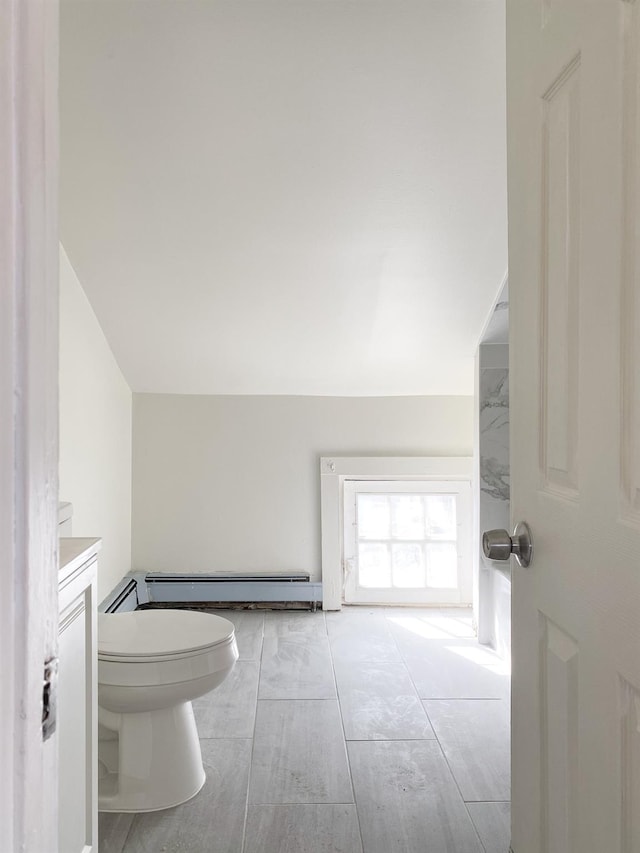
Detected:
[{"left": 99, "top": 607, "right": 511, "bottom": 853}]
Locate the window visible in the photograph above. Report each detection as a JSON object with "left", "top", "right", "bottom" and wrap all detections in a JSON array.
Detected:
[{"left": 343, "top": 480, "right": 471, "bottom": 605}]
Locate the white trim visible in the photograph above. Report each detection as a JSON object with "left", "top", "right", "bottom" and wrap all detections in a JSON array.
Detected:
[
  {"left": 320, "top": 457, "right": 473, "bottom": 610},
  {"left": 0, "top": 1, "right": 60, "bottom": 850},
  {"left": 58, "top": 540, "right": 100, "bottom": 853}
]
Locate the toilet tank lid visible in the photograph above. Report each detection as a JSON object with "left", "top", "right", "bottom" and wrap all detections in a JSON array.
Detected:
[{"left": 98, "top": 610, "right": 235, "bottom": 657}]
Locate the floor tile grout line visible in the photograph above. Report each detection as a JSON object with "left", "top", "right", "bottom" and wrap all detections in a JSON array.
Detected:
[
  {"left": 343, "top": 736, "right": 437, "bottom": 742},
  {"left": 382, "top": 607, "right": 507, "bottom": 849},
  {"left": 340, "top": 732, "right": 488, "bottom": 853},
  {"left": 382, "top": 606, "right": 506, "bottom": 703},
  {"left": 326, "top": 608, "right": 366, "bottom": 853},
  {"left": 257, "top": 610, "right": 337, "bottom": 703},
  {"left": 382, "top": 606, "right": 436, "bottom": 734},
  {"left": 421, "top": 697, "right": 505, "bottom": 702},
  {"left": 422, "top": 695, "right": 511, "bottom": 827},
  {"left": 244, "top": 800, "right": 358, "bottom": 806},
  {"left": 423, "top": 695, "right": 493, "bottom": 852},
  {"left": 463, "top": 801, "right": 489, "bottom": 853},
  {"left": 112, "top": 813, "right": 137, "bottom": 853},
  {"left": 254, "top": 696, "right": 339, "bottom": 702},
  {"left": 465, "top": 800, "right": 511, "bottom": 805},
  {"left": 238, "top": 614, "right": 265, "bottom": 853},
  {"left": 255, "top": 698, "right": 343, "bottom": 706},
  {"left": 420, "top": 695, "right": 497, "bottom": 803},
  {"left": 461, "top": 798, "right": 513, "bottom": 853}
]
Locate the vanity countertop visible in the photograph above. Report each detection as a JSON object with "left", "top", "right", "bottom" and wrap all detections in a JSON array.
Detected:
[{"left": 59, "top": 537, "right": 102, "bottom": 578}]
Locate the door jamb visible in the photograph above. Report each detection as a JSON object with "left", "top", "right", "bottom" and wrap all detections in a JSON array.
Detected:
[{"left": 0, "top": 1, "right": 60, "bottom": 849}]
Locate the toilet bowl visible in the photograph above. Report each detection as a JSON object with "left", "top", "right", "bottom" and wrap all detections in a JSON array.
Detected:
[{"left": 97, "top": 609, "right": 238, "bottom": 813}]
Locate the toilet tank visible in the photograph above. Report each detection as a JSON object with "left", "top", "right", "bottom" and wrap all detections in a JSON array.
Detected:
[{"left": 58, "top": 502, "right": 73, "bottom": 536}]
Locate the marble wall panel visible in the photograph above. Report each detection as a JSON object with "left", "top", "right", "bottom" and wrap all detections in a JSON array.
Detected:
[
  {"left": 479, "top": 367, "right": 510, "bottom": 576},
  {"left": 478, "top": 352, "right": 511, "bottom": 661}
]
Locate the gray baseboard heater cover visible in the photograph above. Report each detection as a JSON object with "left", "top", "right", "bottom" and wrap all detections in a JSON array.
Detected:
[
  {"left": 99, "top": 577, "right": 140, "bottom": 613},
  {"left": 100, "top": 572, "right": 323, "bottom": 613}
]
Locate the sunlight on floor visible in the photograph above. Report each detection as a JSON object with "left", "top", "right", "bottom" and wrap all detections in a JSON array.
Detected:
[
  {"left": 447, "top": 644, "right": 511, "bottom": 676},
  {"left": 388, "top": 614, "right": 476, "bottom": 641}
]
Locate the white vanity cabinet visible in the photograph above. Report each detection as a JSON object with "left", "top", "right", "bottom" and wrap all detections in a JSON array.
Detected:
[{"left": 58, "top": 538, "right": 100, "bottom": 853}]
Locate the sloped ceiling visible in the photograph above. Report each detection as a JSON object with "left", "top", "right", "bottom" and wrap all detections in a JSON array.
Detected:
[{"left": 60, "top": 0, "right": 506, "bottom": 395}]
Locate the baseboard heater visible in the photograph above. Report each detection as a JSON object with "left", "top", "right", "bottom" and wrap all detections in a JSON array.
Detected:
[
  {"left": 100, "top": 572, "right": 323, "bottom": 613},
  {"left": 99, "top": 578, "right": 140, "bottom": 614}
]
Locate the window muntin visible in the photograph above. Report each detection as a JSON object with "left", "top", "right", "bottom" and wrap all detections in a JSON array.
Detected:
[{"left": 356, "top": 493, "right": 458, "bottom": 590}]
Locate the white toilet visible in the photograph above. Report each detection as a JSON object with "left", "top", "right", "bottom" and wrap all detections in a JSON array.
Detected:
[{"left": 97, "top": 609, "right": 238, "bottom": 813}]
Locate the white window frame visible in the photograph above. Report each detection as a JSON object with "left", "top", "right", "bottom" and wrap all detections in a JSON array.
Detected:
[
  {"left": 320, "top": 457, "right": 473, "bottom": 610},
  {"left": 343, "top": 479, "right": 472, "bottom": 605}
]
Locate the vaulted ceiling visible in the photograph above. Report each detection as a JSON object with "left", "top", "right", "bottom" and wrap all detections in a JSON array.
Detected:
[{"left": 60, "top": 0, "right": 506, "bottom": 396}]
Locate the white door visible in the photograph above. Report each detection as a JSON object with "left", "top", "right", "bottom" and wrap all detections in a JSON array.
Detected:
[
  {"left": 0, "top": 1, "right": 60, "bottom": 850},
  {"left": 343, "top": 480, "right": 472, "bottom": 605},
  {"left": 508, "top": 1, "right": 640, "bottom": 850}
]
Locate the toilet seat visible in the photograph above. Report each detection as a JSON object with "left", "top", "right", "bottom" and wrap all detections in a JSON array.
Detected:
[
  {"left": 98, "top": 610, "right": 235, "bottom": 662},
  {"left": 98, "top": 610, "right": 238, "bottom": 688}
]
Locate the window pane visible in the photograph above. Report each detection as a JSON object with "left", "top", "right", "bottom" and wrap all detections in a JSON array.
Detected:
[
  {"left": 391, "top": 495, "right": 425, "bottom": 540},
  {"left": 425, "top": 495, "right": 457, "bottom": 540},
  {"left": 392, "top": 543, "right": 425, "bottom": 588},
  {"left": 357, "top": 495, "right": 390, "bottom": 540},
  {"left": 426, "top": 542, "right": 458, "bottom": 588},
  {"left": 358, "top": 543, "right": 391, "bottom": 587}
]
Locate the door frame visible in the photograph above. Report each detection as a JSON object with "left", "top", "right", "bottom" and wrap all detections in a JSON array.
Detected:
[
  {"left": 320, "top": 456, "right": 473, "bottom": 610},
  {"left": 474, "top": 277, "right": 510, "bottom": 652},
  {"left": 1, "top": 1, "right": 60, "bottom": 849}
]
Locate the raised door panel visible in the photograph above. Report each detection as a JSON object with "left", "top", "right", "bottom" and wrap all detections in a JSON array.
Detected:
[
  {"left": 620, "top": 677, "right": 640, "bottom": 852},
  {"left": 540, "top": 56, "right": 581, "bottom": 499},
  {"left": 540, "top": 617, "right": 579, "bottom": 852}
]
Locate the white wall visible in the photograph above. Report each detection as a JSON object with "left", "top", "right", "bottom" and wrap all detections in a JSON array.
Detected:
[
  {"left": 59, "top": 246, "right": 132, "bottom": 600},
  {"left": 132, "top": 394, "right": 473, "bottom": 580}
]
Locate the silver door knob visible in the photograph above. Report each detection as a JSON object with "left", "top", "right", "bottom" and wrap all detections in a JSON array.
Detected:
[{"left": 482, "top": 522, "right": 533, "bottom": 568}]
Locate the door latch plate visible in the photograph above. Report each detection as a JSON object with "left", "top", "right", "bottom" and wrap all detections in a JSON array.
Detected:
[{"left": 42, "top": 656, "right": 59, "bottom": 741}]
